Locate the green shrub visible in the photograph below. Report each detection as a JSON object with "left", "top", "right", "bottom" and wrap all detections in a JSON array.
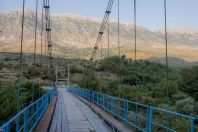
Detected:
[
  {"left": 0, "top": 61, "right": 4, "bottom": 70},
  {"left": 179, "top": 66, "right": 198, "bottom": 100},
  {"left": 176, "top": 97, "right": 194, "bottom": 115},
  {"left": 152, "top": 80, "right": 178, "bottom": 98},
  {"left": 194, "top": 102, "right": 198, "bottom": 114},
  {"left": 70, "top": 65, "right": 83, "bottom": 74},
  {"left": 4, "top": 57, "right": 12, "bottom": 61}
]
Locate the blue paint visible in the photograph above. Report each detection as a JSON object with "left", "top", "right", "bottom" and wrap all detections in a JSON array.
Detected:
[
  {"left": 135, "top": 103, "right": 138, "bottom": 127},
  {"left": 111, "top": 97, "right": 114, "bottom": 117},
  {"left": 15, "top": 117, "right": 19, "bottom": 132},
  {"left": 102, "top": 95, "right": 105, "bottom": 108},
  {"left": 146, "top": 107, "right": 150, "bottom": 131},
  {"left": 68, "top": 87, "right": 198, "bottom": 132},
  {"left": 118, "top": 99, "right": 121, "bottom": 122},
  {"left": 24, "top": 108, "right": 28, "bottom": 132},
  {"left": 124, "top": 100, "right": 128, "bottom": 127},
  {"left": 149, "top": 107, "right": 153, "bottom": 132},
  {"left": 191, "top": 119, "right": 195, "bottom": 132},
  {"left": 167, "top": 112, "right": 170, "bottom": 132},
  {"left": 0, "top": 87, "right": 57, "bottom": 132}
]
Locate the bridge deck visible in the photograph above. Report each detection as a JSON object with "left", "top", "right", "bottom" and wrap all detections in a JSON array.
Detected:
[{"left": 49, "top": 88, "right": 110, "bottom": 132}]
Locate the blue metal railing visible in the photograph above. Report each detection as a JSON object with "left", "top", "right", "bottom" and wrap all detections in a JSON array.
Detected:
[
  {"left": 68, "top": 87, "right": 198, "bottom": 132},
  {"left": 0, "top": 87, "right": 57, "bottom": 132}
]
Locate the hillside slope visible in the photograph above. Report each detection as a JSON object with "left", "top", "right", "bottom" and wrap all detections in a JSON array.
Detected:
[{"left": 0, "top": 9, "right": 198, "bottom": 61}]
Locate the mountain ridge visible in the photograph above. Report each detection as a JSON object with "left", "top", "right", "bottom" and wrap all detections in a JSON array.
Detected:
[{"left": 0, "top": 9, "right": 198, "bottom": 61}]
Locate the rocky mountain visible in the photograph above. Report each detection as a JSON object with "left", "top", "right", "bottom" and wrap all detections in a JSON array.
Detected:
[{"left": 0, "top": 9, "right": 198, "bottom": 61}]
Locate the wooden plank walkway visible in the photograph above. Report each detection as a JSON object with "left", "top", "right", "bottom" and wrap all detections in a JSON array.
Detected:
[
  {"left": 75, "top": 94, "right": 133, "bottom": 132},
  {"left": 49, "top": 88, "right": 110, "bottom": 132}
]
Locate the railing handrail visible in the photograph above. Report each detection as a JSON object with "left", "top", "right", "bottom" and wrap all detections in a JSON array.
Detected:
[
  {"left": 74, "top": 87, "right": 197, "bottom": 120},
  {"left": 0, "top": 87, "right": 57, "bottom": 132},
  {"left": 69, "top": 87, "right": 198, "bottom": 132}
]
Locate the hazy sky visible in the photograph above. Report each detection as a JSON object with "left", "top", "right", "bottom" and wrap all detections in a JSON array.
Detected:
[{"left": 0, "top": 0, "right": 198, "bottom": 30}]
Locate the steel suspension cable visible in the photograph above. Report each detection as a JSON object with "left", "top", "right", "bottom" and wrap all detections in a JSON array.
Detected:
[
  {"left": 33, "top": 0, "right": 38, "bottom": 73},
  {"left": 39, "top": 0, "right": 45, "bottom": 97},
  {"left": 101, "top": 37, "right": 103, "bottom": 61},
  {"left": 133, "top": 0, "right": 138, "bottom": 126},
  {"left": 164, "top": 0, "right": 170, "bottom": 107},
  {"left": 107, "top": 17, "right": 110, "bottom": 58},
  {"left": 117, "top": 0, "right": 122, "bottom": 102},
  {"left": 117, "top": 0, "right": 120, "bottom": 57},
  {"left": 100, "top": 37, "right": 103, "bottom": 78},
  {"left": 18, "top": 0, "right": 26, "bottom": 112},
  {"left": 32, "top": 0, "right": 38, "bottom": 102},
  {"left": 106, "top": 16, "right": 110, "bottom": 95},
  {"left": 134, "top": 0, "right": 137, "bottom": 61},
  {"left": 44, "top": 29, "right": 47, "bottom": 67}
]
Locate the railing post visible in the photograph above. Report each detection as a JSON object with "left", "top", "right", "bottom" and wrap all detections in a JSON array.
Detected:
[
  {"left": 7, "top": 124, "right": 10, "bottom": 132},
  {"left": 45, "top": 95, "right": 48, "bottom": 108},
  {"left": 42, "top": 97, "right": 45, "bottom": 114},
  {"left": 118, "top": 99, "right": 121, "bottom": 121},
  {"left": 90, "top": 91, "right": 92, "bottom": 102},
  {"left": 96, "top": 92, "right": 99, "bottom": 105},
  {"left": 100, "top": 94, "right": 102, "bottom": 107},
  {"left": 49, "top": 91, "right": 51, "bottom": 102},
  {"left": 47, "top": 93, "right": 49, "bottom": 104},
  {"left": 191, "top": 119, "right": 195, "bottom": 132},
  {"left": 5, "top": 123, "right": 10, "bottom": 132},
  {"left": 135, "top": 103, "right": 138, "bottom": 127},
  {"left": 85, "top": 90, "right": 87, "bottom": 99},
  {"left": 16, "top": 116, "right": 19, "bottom": 132},
  {"left": 146, "top": 106, "right": 150, "bottom": 131},
  {"left": 98, "top": 93, "right": 102, "bottom": 107},
  {"left": 41, "top": 97, "right": 43, "bottom": 112},
  {"left": 24, "top": 107, "right": 29, "bottom": 132},
  {"left": 102, "top": 94, "right": 105, "bottom": 108},
  {"left": 36, "top": 101, "right": 39, "bottom": 120},
  {"left": 88, "top": 90, "right": 89, "bottom": 100},
  {"left": 98, "top": 94, "right": 101, "bottom": 106},
  {"left": 94, "top": 92, "right": 97, "bottom": 104},
  {"left": 87, "top": 90, "right": 89, "bottom": 100},
  {"left": 124, "top": 100, "right": 128, "bottom": 127},
  {"left": 89, "top": 91, "right": 91, "bottom": 101},
  {"left": 44, "top": 96, "right": 46, "bottom": 109},
  {"left": 167, "top": 113, "right": 170, "bottom": 132},
  {"left": 111, "top": 97, "right": 114, "bottom": 117},
  {"left": 149, "top": 107, "right": 153, "bottom": 132},
  {"left": 92, "top": 92, "right": 95, "bottom": 103}
]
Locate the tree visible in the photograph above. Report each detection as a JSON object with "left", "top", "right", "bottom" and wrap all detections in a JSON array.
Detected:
[
  {"left": 80, "top": 69, "right": 99, "bottom": 91},
  {"left": 152, "top": 80, "right": 178, "bottom": 99},
  {"left": 176, "top": 97, "right": 194, "bottom": 115},
  {"left": 0, "top": 61, "right": 4, "bottom": 70},
  {"left": 179, "top": 66, "right": 198, "bottom": 100}
]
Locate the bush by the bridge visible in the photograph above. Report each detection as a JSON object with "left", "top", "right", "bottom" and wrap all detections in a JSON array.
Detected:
[
  {"left": 176, "top": 97, "right": 194, "bottom": 115},
  {"left": 80, "top": 56, "right": 198, "bottom": 116}
]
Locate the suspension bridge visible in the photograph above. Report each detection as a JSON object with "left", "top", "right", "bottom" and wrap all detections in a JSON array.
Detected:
[{"left": 0, "top": 0, "right": 198, "bottom": 132}]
